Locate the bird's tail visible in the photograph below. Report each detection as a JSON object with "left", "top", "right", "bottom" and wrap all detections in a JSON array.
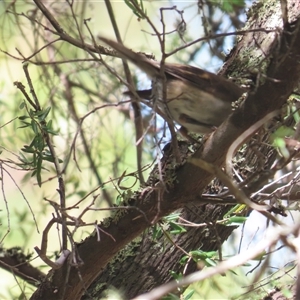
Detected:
[{"left": 98, "top": 37, "right": 160, "bottom": 78}]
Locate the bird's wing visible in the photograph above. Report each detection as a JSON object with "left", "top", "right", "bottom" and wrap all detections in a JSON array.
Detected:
[
  {"left": 99, "top": 37, "right": 245, "bottom": 102},
  {"left": 164, "top": 64, "right": 245, "bottom": 102}
]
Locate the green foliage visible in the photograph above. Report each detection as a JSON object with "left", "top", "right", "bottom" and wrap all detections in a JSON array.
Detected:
[
  {"left": 124, "top": 0, "right": 147, "bottom": 19},
  {"left": 183, "top": 290, "right": 194, "bottom": 300},
  {"left": 271, "top": 126, "right": 295, "bottom": 159},
  {"left": 224, "top": 215, "right": 248, "bottom": 225},
  {"left": 181, "top": 250, "right": 218, "bottom": 267},
  {"left": 211, "top": 0, "right": 245, "bottom": 12},
  {"left": 18, "top": 102, "right": 61, "bottom": 187},
  {"left": 223, "top": 204, "right": 248, "bottom": 225},
  {"left": 152, "top": 213, "right": 187, "bottom": 241}
]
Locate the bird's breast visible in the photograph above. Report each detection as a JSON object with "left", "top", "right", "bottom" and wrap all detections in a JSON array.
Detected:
[{"left": 153, "top": 80, "right": 233, "bottom": 133}]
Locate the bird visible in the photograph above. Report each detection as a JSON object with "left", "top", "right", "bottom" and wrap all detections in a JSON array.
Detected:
[{"left": 99, "top": 37, "right": 245, "bottom": 135}]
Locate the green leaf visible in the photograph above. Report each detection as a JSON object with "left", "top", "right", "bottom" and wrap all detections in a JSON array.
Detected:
[
  {"left": 216, "top": 0, "right": 245, "bottom": 12},
  {"left": 162, "top": 294, "right": 180, "bottom": 300},
  {"left": 36, "top": 156, "right": 42, "bottom": 187},
  {"left": 190, "top": 250, "right": 216, "bottom": 260},
  {"left": 163, "top": 213, "right": 181, "bottom": 222},
  {"left": 205, "top": 257, "right": 217, "bottom": 267},
  {"left": 273, "top": 137, "right": 289, "bottom": 159},
  {"left": 38, "top": 106, "right": 51, "bottom": 121},
  {"left": 19, "top": 120, "right": 31, "bottom": 128},
  {"left": 18, "top": 115, "right": 29, "bottom": 120},
  {"left": 44, "top": 120, "right": 58, "bottom": 135},
  {"left": 33, "top": 152, "right": 36, "bottom": 166},
  {"left": 271, "top": 126, "right": 294, "bottom": 140},
  {"left": 42, "top": 153, "right": 63, "bottom": 163},
  {"left": 19, "top": 101, "right": 26, "bottom": 109},
  {"left": 35, "top": 135, "right": 45, "bottom": 152},
  {"left": 169, "top": 221, "right": 187, "bottom": 234},
  {"left": 21, "top": 145, "right": 35, "bottom": 153},
  {"left": 124, "top": 0, "right": 147, "bottom": 19},
  {"left": 184, "top": 290, "right": 194, "bottom": 300},
  {"left": 18, "top": 152, "right": 31, "bottom": 164},
  {"left": 225, "top": 216, "right": 247, "bottom": 225},
  {"left": 116, "top": 194, "right": 122, "bottom": 205},
  {"left": 31, "top": 120, "right": 39, "bottom": 134},
  {"left": 169, "top": 270, "right": 182, "bottom": 280},
  {"left": 77, "top": 190, "right": 86, "bottom": 198},
  {"left": 152, "top": 224, "right": 162, "bottom": 240}
]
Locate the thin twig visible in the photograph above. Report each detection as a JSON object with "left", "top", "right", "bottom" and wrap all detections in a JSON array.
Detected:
[{"left": 104, "top": 0, "right": 145, "bottom": 184}]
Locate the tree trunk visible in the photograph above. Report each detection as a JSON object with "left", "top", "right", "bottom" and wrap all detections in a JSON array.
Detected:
[{"left": 84, "top": 204, "right": 236, "bottom": 299}]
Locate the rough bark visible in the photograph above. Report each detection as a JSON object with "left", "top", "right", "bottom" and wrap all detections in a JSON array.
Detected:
[
  {"left": 30, "top": 1, "right": 300, "bottom": 299},
  {"left": 83, "top": 204, "right": 236, "bottom": 299}
]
